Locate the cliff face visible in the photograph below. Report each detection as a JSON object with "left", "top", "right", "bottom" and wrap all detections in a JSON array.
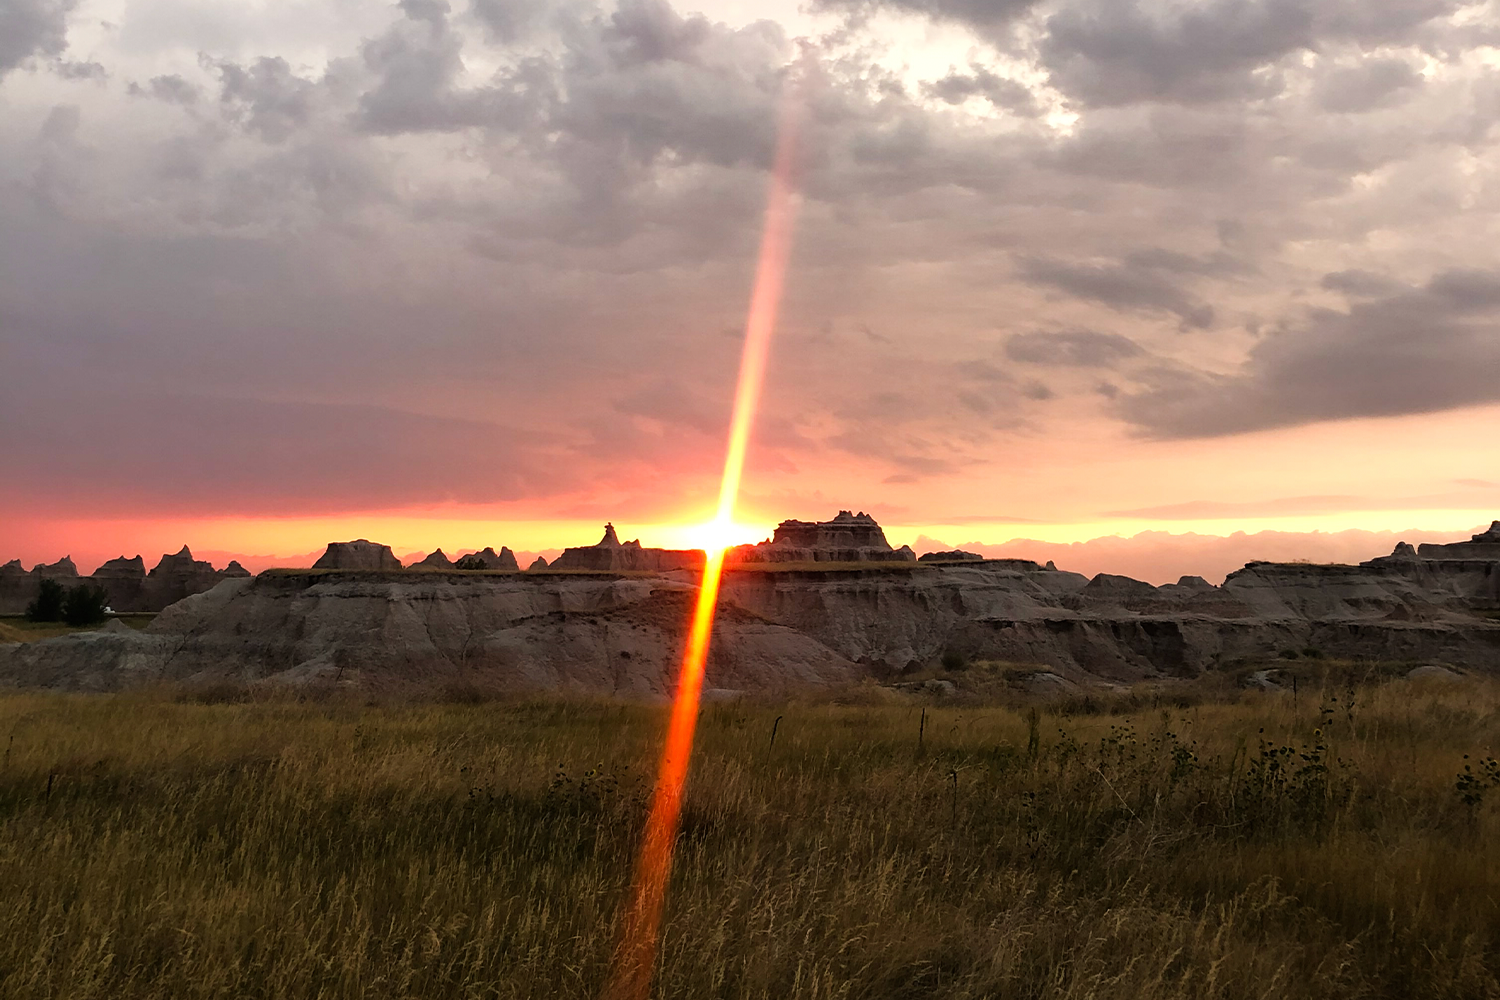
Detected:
[
  {"left": 4, "top": 544, "right": 1498, "bottom": 694},
  {"left": 731, "top": 511, "right": 917, "bottom": 564},
  {"left": 1417, "top": 522, "right": 1500, "bottom": 561}
]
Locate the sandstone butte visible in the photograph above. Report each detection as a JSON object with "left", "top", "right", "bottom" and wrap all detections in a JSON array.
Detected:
[{"left": 1, "top": 516, "right": 1497, "bottom": 697}]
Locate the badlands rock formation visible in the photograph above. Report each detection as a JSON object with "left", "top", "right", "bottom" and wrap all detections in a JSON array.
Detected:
[
  {"left": 313, "top": 539, "right": 404, "bottom": 571},
  {"left": 730, "top": 511, "right": 917, "bottom": 563},
  {"left": 550, "top": 524, "right": 704, "bottom": 573},
  {"left": 455, "top": 547, "right": 520, "bottom": 571},
  {"left": 1417, "top": 521, "right": 1500, "bottom": 560},
  {"left": 3, "top": 519, "right": 1498, "bottom": 695},
  {"left": 919, "top": 550, "right": 984, "bottom": 563},
  {"left": 0, "top": 548, "right": 248, "bottom": 614},
  {"left": 413, "top": 549, "right": 455, "bottom": 570}
]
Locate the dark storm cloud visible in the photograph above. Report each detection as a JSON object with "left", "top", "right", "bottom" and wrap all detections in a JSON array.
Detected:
[
  {"left": 1005, "top": 330, "right": 1143, "bottom": 367},
  {"left": 0, "top": 0, "right": 76, "bottom": 78},
  {"left": 1117, "top": 269, "right": 1500, "bottom": 438},
  {"left": 1017, "top": 255, "right": 1216, "bottom": 330}
]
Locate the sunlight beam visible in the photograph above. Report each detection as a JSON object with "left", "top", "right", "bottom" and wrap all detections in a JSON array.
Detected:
[{"left": 604, "top": 72, "right": 805, "bottom": 1000}]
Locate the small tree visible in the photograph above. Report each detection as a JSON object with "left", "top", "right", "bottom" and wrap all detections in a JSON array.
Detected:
[
  {"left": 454, "top": 554, "right": 487, "bottom": 571},
  {"left": 62, "top": 585, "right": 109, "bottom": 627},
  {"left": 25, "top": 579, "right": 66, "bottom": 623}
]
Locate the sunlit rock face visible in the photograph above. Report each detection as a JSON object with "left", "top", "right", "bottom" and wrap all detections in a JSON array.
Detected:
[
  {"left": 731, "top": 511, "right": 917, "bottom": 564},
  {"left": 550, "top": 524, "right": 705, "bottom": 573}
]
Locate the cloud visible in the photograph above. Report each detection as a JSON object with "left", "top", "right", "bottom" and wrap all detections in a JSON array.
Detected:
[
  {"left": 810, "top": 0, "right": 1041, "bottom": 37},
  {"left": 1005, "top": 329, "right": 1143, "bottom": 367},
  {"left": 923, "top": 65, "right": 1040, "bottom": 116},
  {"left": 1312, "top": 57, "right": 1423, "bottom": 113},
  {"left": 1117, "top": 269, "right": 1500, "bottom": 437},
  {"left": 1037, "top": 0, "right": 1467, "bottom": 108},
  {"left": 129, "top": 73, "right": 201, "bottom": 105},
  {"left": 1016, "top": 255, "right": 1216, "bottom": 329},
  {"left": 0, "top": 386, "right": 563, "bottom": 516},
  {"left": 0, "top": 0, "right": 76, "bottom": 79},
  {"left": 212, "top": 56, "right": 320, "bottom": 142}
]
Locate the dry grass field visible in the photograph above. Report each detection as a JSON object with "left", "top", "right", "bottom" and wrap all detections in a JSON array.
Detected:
[{"left": 0, "top": 672, "right": 1497, "bottom": 999}]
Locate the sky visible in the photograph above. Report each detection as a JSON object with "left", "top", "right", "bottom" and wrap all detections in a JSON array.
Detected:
[{"left": 1, "top": 0, "right": 1498, "bottom": 583}]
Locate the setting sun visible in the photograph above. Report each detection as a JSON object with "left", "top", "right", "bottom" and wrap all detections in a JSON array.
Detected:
[{"left": 680, "top": 518, "right": 766, "bottom": 554}]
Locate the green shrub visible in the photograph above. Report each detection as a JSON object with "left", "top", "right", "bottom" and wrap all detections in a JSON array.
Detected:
[
  {"left": 24, "top": 579, "right": 66, "bottom": 623},
  {"left": 62, "top": 584, "right": 108, "bottom": 627}
]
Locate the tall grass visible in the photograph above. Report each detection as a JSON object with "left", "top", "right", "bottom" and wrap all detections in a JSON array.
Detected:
[{"left": 0, "top": 677, "right": 1496, "bottom": 998}]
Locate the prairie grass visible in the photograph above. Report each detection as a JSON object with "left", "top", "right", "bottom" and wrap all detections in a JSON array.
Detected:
[
  {"left": 0, "top": 615, "right": 155, "bottom": 643},
  {"left": 0, "top": 676, "right": 1497, "bottom": 999}
]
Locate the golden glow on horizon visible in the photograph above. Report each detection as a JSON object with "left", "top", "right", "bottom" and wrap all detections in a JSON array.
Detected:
[
  {"left": 604, "top": 77, "right": 805, "bottom": 1000},
  {"left": 678, "top": 517, "right": 766, "bottom": 554},
  {"left": 9, "top": 508, "right": 1496, "bottom": 575}
]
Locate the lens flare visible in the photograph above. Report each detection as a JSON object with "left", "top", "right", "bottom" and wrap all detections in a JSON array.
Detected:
[{"left": 604, "top": 77, "right": 804, "bottom": 1000}]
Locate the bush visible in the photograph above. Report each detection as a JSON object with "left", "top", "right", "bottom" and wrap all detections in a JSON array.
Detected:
[
  {"left": 24, "top": 579, "right": 66, "bottom": 623},
  {"left": 940, "top": 649, "right": 969, "bottom": 672},
  {"left": 62, "top": 584, "right": 109, "bottom": 627},
  {"left": 454, "top": 554, "right": 487, "bottom": 571}
]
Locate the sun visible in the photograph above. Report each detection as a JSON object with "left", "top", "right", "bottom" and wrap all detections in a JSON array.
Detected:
[{"left": 682, "top": 517, "right": 763, "bottom": 555}]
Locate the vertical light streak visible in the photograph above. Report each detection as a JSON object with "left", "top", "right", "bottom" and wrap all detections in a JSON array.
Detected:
[{"left": 604, "top": 80, "right": 804, "bottom": 1000}]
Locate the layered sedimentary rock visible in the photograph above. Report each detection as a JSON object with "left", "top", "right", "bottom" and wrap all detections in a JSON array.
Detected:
[
  {"left": 1418, "top": 522, "right": 1500, "bottom": 560},
  {"left": 528, "top": 557, "right": 550, "bottom": 571},
  {"left": 313, "top": 540, "right": 405, "bottom": 571},
  {"left": 731, "top": 511, "right": 917, "bottom": 563},
  {"left": 550, "top": 524, "right": 704, "bottom": 573},
  {"left": 4, "top": 523, "right": 1498, "bottom": 694}
]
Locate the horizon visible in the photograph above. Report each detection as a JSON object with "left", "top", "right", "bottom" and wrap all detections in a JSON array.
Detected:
[{"left": 5, "top": 516, "right": 1495, "bottom": 587}]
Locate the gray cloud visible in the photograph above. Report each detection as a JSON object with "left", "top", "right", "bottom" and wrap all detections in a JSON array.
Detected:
[
  {"left": 1313, "top": 57, "right": 1423, "bottom": 113},
  {"left": 0, "top": 0, "right": 76, "bottom": 78},
  {"left": 811, "top": 0, "right": 1040, "bottom": 36},
  {"left": 212, "top": 56, "right": 320, "bottom": 142},
  {"left": 1038, "top": 0, "right": 1469, "bottom": 108},
  {"left": 1117, "top": 269, "right": 1500, "bottom": 437},
  {"left": 1005, "top": 329, "right": 1143, "bottom": 367},
  {"left": 1017, "top": 255, "right": 1216, "bottom": 329},
  {"left": 130, "top": 73, "right": 201, "bottom": 105},
  {"left": 923, "top": 65, "right": 1040, "bottom": 116}
]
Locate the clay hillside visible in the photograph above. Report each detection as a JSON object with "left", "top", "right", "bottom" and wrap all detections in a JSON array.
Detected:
[{"left": 2, "top": 515, "right": 1497, "bottom": 695}]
